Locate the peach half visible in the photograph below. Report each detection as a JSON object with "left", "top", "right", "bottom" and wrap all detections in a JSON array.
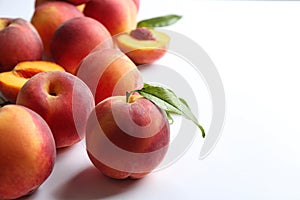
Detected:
[
  {"left": 116, "top": 27, "right": 170, "bottom": 65},
  {"left": 0, "top": 61, "right": 64, "bottom": 103}
]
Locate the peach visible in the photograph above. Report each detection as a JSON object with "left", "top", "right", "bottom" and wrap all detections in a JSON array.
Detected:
[
  {"left": 50, "top": 16, "right": 112, "bottom": 75},
  {"left": 83, "top": 0, "right": 137, "bottom": 36},
  {"left": 77, "top": 48, "right": 143, "bottom": 104},
  {"left": 0, "top": 18, "right": 43, "bottom": 72},
  {"left": 0, "top": 61, "right": 65, "bottom": 103},
  {"left": 34, "top": 0, "right": 86, "bottom": 12},
  {"left": 16, "top": 71, "right": 95, "bottom": 148},
  {"left": 86, "top": 94, "right": 170, "bottom": 179},
  {"left": 0, "top": 104, "right": 56, "bottom": 199},
  {"left": 34, "top": 0, "right": 52, "bottom": 7},
  {"left": 132, "top": 0, "right": 140, "bottom": 11},
  {"left": 116, "top": 27, "right": 170, "bottom": 65},
  {"left": 63, "top": 0, "right": 89, "bottom": 6},
  {"left": 31, "top": 1, "right": 84, "bottom": 57}
]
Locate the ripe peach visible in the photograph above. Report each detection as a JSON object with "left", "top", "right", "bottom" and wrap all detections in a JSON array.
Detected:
[
  {"left": 0, "top": 18, "right": 43, "bottom": 72},
  {"left": 86, "top": 94, "right": 170, "bottom": 179},
  {"left": 116, "top": 27, "right": 170, "bottom": 65},
  {"left": 77, "top": 48, "right": 143, "bottom": 104},
  {"left": 34, "top": 0, "right": 86, "bottom": 12},
  {"left": 132, "top": 0, "right": 140, "bottom": 11},
  {"left": 63, "top": 0, "right": 89, "bottom": 6},
  {"left": 83, "top": 0, "right": 137, "bottom": 36},
  {"left": 35, "top": 0, "right": 51, "bottom": 7},
  {"left": 31, "top": 1, "right": 84, "bottom": 57},
  {"left": 0, "top": 61, "right": 65, "bottom": 103},
  {"left": 50, "top": 16, "right": 112, "bottom": 74},
  {"left": 16, "top": 71, "right": 95, "bottom": 148},
  {"left": 0, "top": 104, "right": 56, "bottom": 199}
]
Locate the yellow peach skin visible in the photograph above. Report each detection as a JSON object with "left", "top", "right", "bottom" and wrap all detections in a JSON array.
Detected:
[
  {"left": 0, "top": 105, "right": 56, "bottom": 199},
  {"left": 50, "top": 16, "right": 112, "bottom": 75},
  {"left": 0, "top": 18, "right": 43, "bottom": 72},
  {"left": 31, "top": 1, "right": 84, "bottom": 57},
  {"left": 16, "top": 71, "right": 95, "bottom": 148},
  {"left": 0, "top": 61, "right": 65, "bottom": 103},
  {"left": 34, "top": 0, "right": 86, "bottom": 12},
  {"left": 83, "top": 0, "right": 137, "bottom": 36},
  {"left": 86, "top": 95, "right": 170, "bottom": 179},
  {"left": 77, "top": 48, "right": 143, "bottom": 104}
]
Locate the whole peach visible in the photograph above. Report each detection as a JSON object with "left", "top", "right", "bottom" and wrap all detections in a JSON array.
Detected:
[
  {"left": 84, "top": 0, "right": 137, "bottom": 36},
  {"left": 50, "top": 16, "right": 111, "bottom": 74},
  {"left": 31, "top": 1, "right": 84, "bottom": 57},
  {"left": 77, "top": 48, "right": 143, "bottom": 104},
  {"left": 0, "top": 105, "right": 56, "bottom": 199},
  {"left": 86, "top": 95, "right": 170, "bottom": 179},
  {"left": 16, "top": 71, "right": 95, "bottom": 148},
  {"left": 0, "top": 18, "right": 43, "bottom": 72}
]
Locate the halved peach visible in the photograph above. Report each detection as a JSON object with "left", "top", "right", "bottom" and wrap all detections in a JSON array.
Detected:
[
  {"left": 0, "top": 61, "right": 65, "bottom": 103},
  {"left": 116, "top": 27, "right": 170, "bottom": 65}
]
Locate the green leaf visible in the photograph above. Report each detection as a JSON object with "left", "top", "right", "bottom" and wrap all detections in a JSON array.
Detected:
[
  {"left": 166, "top": 111, "right": 174, "bottom": 124},
  {"left": 137, "top": 15, "right": 182, "bottom": 28},
  {"left": 179, "top": 98, "right": 190, "bottom": 109},
  {"left": 134, "top": 83, "right": 205, "bottom": 138}
]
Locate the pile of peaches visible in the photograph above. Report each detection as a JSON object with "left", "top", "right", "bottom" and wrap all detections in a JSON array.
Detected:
[{"left": 0, "top": 0, "right": 191, "bottom": 199}]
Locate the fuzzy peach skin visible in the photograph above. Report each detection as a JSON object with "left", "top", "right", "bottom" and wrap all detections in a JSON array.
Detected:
[
  {"left": 116, "top": 27, "right": 170, "bottom": 65},
  {"left": 34, "top": 0, "right": 86, "bottom": 11},
  {"left": 63, "top": 0, "right": 89, "bottom": 6},
  {"left": 35, "top": 0, "right": 53, "bottom": 7},
  {"left": 16, "top": 71, "right": 95, "bottom": 148},
  {"left": 0, "top": 18, "right": 43, "bottom": 72},
  {"left": 86, "top": 95, "right": 170, "bottom": 179},
  {"left": 132, "top": 0, "right": 140, "bottom": 11},
  {"left": 0, "top": 104, "right": 56, "bottom": 199},
  {"left": 77, "top": 48, "right": 143, "bottom": 104},
  {"left": 0, "top": 61, "right": 65, "bottom": 103},
  {"left": 84, "top": 0, "right": 137, "bottom": 36},
  {"left": 50, "top": 16, "right": 112, "bottom": 74},
  {"left": 31, "top": 1, "right": 83, "bottom": 57}
]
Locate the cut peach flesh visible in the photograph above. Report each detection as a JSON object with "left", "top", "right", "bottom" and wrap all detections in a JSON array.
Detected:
[
  {"left": 117, "top": 29, "right": 169, "bottom": 50},
  {"left": 116, "top": 29, "right": 170, "bottom": 64},
  {"left": 0, "top": 61, "right": 64, "bottom": 102}
]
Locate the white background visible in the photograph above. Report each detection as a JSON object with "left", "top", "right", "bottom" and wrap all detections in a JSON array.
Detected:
[{"left": 1, "top": 0, "right": 300, "bottom": 199}]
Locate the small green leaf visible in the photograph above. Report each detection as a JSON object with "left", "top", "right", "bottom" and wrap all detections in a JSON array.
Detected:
[
  {"left": 134, "top": 83, "right": 205, "bottom": 138},
  {"left": 139, "top": 91, "right": 181, "bottom": 115},
  {"left": 137, "top": 15, "right": 182, "bottom": 28},
  {"left": 179, "top": 98, "right": 190, "bottom": 109}
]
